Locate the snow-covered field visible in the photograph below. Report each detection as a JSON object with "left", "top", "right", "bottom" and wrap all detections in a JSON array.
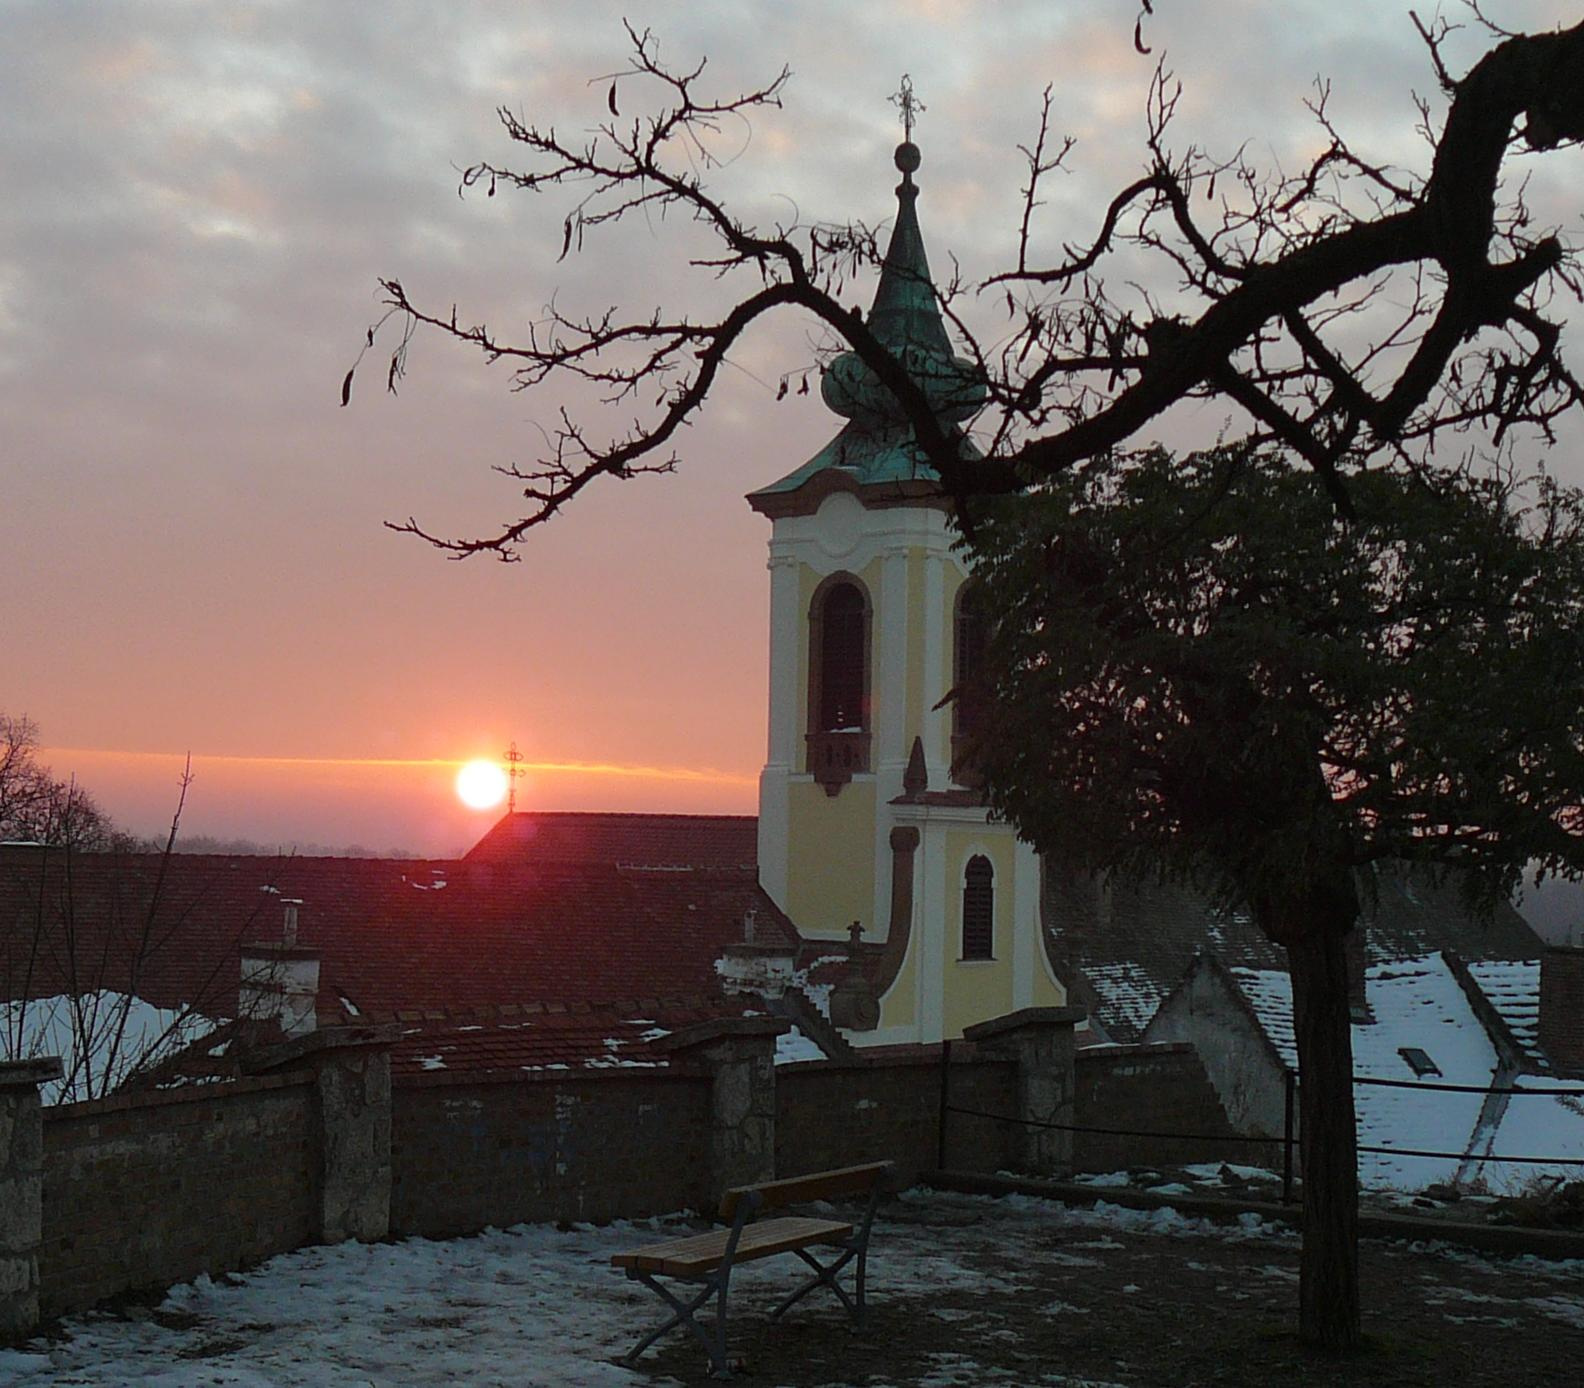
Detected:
[
  {"left": 7, "top": 1188, "right": 1580, "bottom": 1388},
  {"left": 0, "top": 1193, "right": 1283, "bottom": 1388}
]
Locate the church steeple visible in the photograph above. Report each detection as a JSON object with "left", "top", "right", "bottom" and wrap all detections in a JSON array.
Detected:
[
  {"left": 750, "top": 102, "right": 984, "bottom": 507},
  {"left": 747, "top": 89, "right": 1070, "bottom": 1046}
]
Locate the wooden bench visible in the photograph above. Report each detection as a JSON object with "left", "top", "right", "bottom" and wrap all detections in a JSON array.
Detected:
[{"left": 612, "top": 1160, "right": 894, "bottom": 1379}]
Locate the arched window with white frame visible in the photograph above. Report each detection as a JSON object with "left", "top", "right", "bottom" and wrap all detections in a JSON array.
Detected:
[{"left": 961, "top": 854, "right": 994, "bottom": 960}]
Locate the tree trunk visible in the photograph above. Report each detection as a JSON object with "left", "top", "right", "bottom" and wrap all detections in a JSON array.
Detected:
[{"left": 1286, "top": 917, "right": 1362, "bottom": 1352}]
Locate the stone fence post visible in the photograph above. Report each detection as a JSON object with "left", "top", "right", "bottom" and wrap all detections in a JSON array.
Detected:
[
  {"left": 0, "top": 1057, "right": 61, "bottom": 1342},
  {"left": 962, "top": 1007, "right": 1085, "bottom": 1177},
  {"left": 245, "top": 1025, "right": 398, "bottom": 1243},
  {"left": 656, "top": 1017, "right": 786, "bottom": 1196}
]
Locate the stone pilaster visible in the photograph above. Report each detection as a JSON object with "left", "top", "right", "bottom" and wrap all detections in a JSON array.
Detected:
[
  {"left": 245, "top": 1025, "right": 397, "bottom": 1243},
  {"left": 657, "top": 1017, "right": 785, "bottom": 1193},
  {"left": 963, "top": 1007, "right": 1085, "bottom": 1176},
  {"left": 0, "top": 1058, "right": 61, "bottom": 1343}
]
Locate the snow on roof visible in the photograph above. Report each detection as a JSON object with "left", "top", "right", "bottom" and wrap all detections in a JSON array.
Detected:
[
  {"left": 790, "top": 954, "right": 848, "bottom": 1021},
  {"left": 1228, "top": 967, "right": 1297, "bottom": 1071},
  {"left": 1468, "top": 1073, "right": 1584, "bottom": 1191},
  {"left": 774, "top": 1024, "right": 827, "bottom": 1065},
  {"left": 1464, "top": 959, "right": 1545, "bottom": 1064},
  {"left": 1231, "top": 955, "right": 1505, "bottom": 1190},
  {"left": 2, "top": 991, "right": 224, "bottom": 1105},
  {"left": 1350, "top": 958, "right": 1499, "bottom": 1191},
  {"left": 1081, "top": 961, "right": 1160, "bottom": 1041}
]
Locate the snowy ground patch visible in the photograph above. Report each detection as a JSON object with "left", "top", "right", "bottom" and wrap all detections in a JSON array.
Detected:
[{"left": 3, "top": 1189, "right": 1578, "bottom": 1386}]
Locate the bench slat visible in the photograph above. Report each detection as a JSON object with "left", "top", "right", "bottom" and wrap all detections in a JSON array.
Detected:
[
  {"left": 719, "top": 1160, "right": 892, "bottom": 1221},
  {"left": 612, "top": 1216, "right": 853, "bottom": 1277}
]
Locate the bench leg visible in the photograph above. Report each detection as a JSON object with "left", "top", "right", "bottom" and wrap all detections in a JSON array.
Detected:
[
  {"left": 622, "top": 1269, "right": 735, "bottom": 1379},
  {"left": 769, "top": 1244, "right": 864, "bottom": 1325}
]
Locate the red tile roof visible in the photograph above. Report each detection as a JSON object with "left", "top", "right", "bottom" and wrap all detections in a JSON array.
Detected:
[
  {"left": 0, "top": 845, "right": 799, "bottom": 1057},
  {"left": 384, "top": 1000, "right": 759, "bottom": 1078},
  {"left": 464, "top": 812, "right": 758, "bottom": 869}
]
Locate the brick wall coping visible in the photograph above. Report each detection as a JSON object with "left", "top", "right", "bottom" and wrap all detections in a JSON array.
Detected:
[
  {"left": 963, "top": 1006, "right": 1087, "bottom": 1043},
  {"left": 242, "top": 1023, "right": 402, "bottom": 1075},
  {"left": 0, "top": 1056, "right": 64, "bottom": 1089},
  {"left": 41, "top": 1069, "right": 315, "bottom": 1122},
  {"left": 1075, "top": 1041, "right": 1195, "bottom": 1062},
  {"left": 652, "top": 1015, "right": 789, "bottom": 1054},
  {"left": 773, "top": 1052, "right": 1016, "bottom": 1074},
  {"left": 392, "top": 1066, "right": 709, "bottom": 1092}
]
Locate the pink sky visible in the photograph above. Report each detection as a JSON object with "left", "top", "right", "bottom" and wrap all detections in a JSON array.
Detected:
[{"left": 7, "top": 2, "right": 1581, "bottom": 855}]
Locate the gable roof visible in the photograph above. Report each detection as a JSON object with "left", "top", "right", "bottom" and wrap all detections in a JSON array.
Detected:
[
  {"left": 1462, "top": 958, "right": 1547, "bottom": 1068},
  {"left": 464, "top": 812, "right": 758, "bottom": 870},
  {"left": 1, "top": 841, "right": 802, "bottom": 1078},
  {"left": 1043, "top": 863, "right": 1543, "bottom": 1044},
  {"left": 1188, "top": 952, "right": 1584, "bottom": 1194}
]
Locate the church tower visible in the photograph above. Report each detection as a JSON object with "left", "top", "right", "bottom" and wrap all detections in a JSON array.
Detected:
[{"left": 747, "top": 114, "right": 1067, "bottom": 1044}]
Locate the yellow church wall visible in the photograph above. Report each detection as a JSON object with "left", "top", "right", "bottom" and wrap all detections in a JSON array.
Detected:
[
  {"left": 784, "top": 779, "right": 878, "bottom": 937},
  {"left": 1031, "top": 955, "right": 1067, "bottom": 1007},
  {"left": 877, "top": 916, "right": 918, "bottom": 1028},
  {"left": 941, "top": 827, "right": 1016, "bottom": 1038}
]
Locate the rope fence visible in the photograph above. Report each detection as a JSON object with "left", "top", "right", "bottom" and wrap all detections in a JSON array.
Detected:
[{"left": 935, "top": 1041, "right": 1584, "bottom": 1206}]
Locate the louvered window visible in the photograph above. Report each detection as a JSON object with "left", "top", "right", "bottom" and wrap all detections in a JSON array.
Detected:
[
  {"left": 818, "top": 581, "right": 867, "bottom": 731},
  {"left": 953, "top": 583, "right": 988, "bottom": 737},
  {"left": 962, "top": 855, "right": 994, "bottom": 960},
  {"left": 806, "top": 576, "right": 872, "bottom": 794}
]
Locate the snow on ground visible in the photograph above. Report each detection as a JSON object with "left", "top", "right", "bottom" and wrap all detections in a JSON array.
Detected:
[
  {"left": 0, "top": 1191, "right": 1288, "bottom": 1388},
  {"left": 0, "top": 991, "right": 221, "bottom": 1104}
]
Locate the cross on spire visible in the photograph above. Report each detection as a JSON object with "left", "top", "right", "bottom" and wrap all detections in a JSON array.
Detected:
[
  {"left": 503, "top": 741, "right": 525, "bottom": 814},
  {"left": 890, "top": 74, "right": 924, "bottom": 142}
]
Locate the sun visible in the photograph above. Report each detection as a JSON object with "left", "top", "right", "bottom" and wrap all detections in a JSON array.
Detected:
[{"left": 455, "top": 759, "right": 509, "bottom": 811}]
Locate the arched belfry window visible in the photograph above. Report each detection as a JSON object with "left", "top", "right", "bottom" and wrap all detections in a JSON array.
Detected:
[
  {"left": 961, "top": 855, "right": 994, "bottom": 960},
  {"left": 807, "top": 574, "right": 872, "bottom": 795},
  {"left": 952, "top": 581, "right": 989, "bottom": 786}
]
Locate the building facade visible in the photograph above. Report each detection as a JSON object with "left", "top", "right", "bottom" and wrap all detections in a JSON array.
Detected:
[{"left": 747, "top": 136, "right": 1066, "bottom": 1045}]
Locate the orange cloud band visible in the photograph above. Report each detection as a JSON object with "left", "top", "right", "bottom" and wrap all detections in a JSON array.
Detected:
[{"left": 41, "top": 747, "right": 755, "bottom": 788}]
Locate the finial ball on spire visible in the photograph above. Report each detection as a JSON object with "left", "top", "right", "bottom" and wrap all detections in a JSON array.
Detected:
[{"left": 895, "top": 141, "right": 921, "bottom": 175}]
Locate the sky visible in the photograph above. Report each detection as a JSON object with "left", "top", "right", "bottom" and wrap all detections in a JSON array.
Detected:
[{"left": 4, "top": 1, "right": 1581, "bottom": 856}]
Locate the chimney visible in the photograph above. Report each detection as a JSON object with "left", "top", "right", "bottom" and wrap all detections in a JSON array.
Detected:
[
  {"left": 240, "top": 899, "right": 319, "bottom": 1039},
  {"left": 1538, "top": 945, "right": 1584, "bottom": 1078},
  {"left": 1344, "top": 923, "right": 1371, "bottom": 1022}
]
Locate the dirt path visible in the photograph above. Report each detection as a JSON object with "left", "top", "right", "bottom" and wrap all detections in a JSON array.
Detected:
[{"left": 636, "top": 1191, "right": 1584, "bottom": 1387}]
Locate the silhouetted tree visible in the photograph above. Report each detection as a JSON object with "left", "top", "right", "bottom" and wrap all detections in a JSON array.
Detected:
[
  {"left": 0, "top": 714, "right": 118, "bottom": 850},
  {"left": 959, "top": 446, "right": 1584, "bottom": 1347}
]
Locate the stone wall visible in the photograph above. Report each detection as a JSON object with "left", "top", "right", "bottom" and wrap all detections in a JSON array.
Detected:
[
  {"left": 40, "top": 1073, "right": 317, "bottom": 1318},
  {"left": 776, "top": 1054, "right": 1015, "bottom": 1183},
  {"left": 1, "top": 1060, "right": 59, "bottom": 1339},
  {"left": 2, "top": 1009, "right": 1113, "bottom": 1340},
  {"left": 391, "top": 1071, "right": 713, "bottom": 1237},
  {"left": 1072, "top": 1042, "right": 1261, "bottom": 1172}
]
